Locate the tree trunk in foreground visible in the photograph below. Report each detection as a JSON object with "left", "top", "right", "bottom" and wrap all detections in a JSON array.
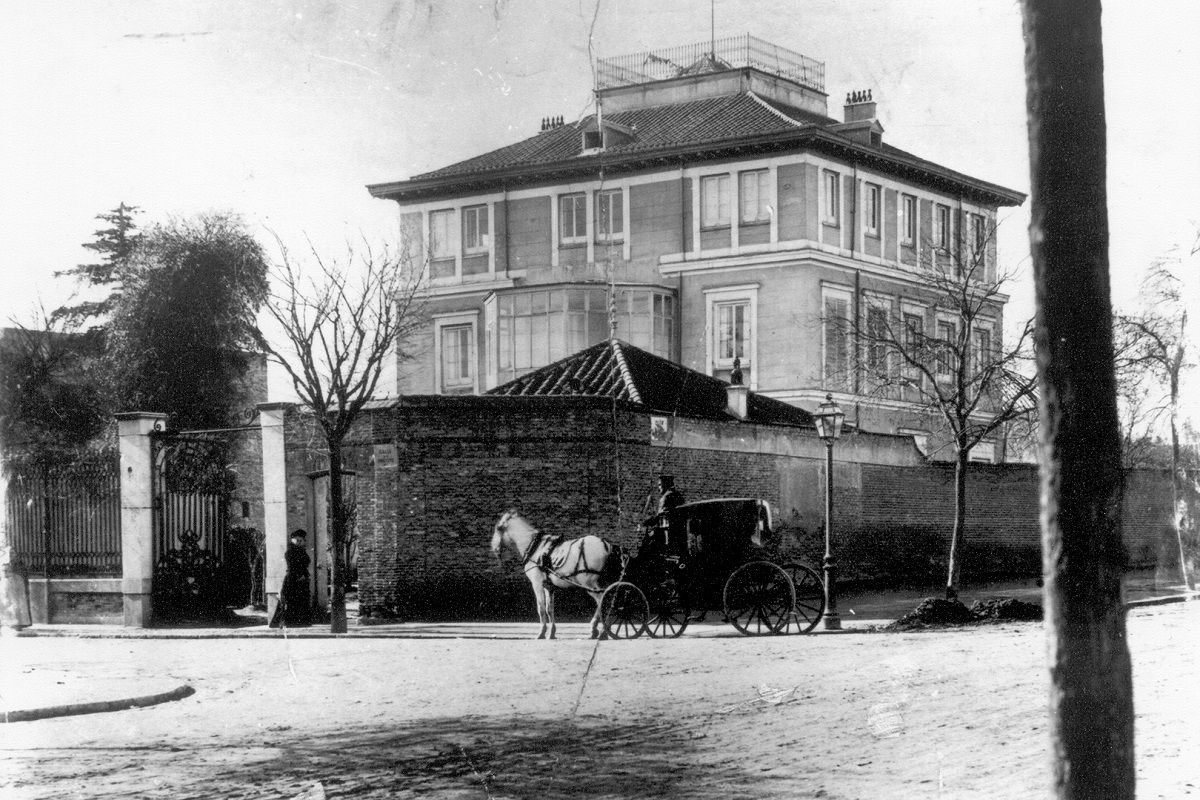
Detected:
[
  {"left": 327, "top": 441, "right": 348, "bottom": 634},
  {"left": 1022, "top": 1, "right": 1135, "bottom": 797},
  {"left": 945, "top": 445, "right": 968, "bottom": 601},
  {"left": 1168, "top": 375, "right": 1194, "bottom": 591}
]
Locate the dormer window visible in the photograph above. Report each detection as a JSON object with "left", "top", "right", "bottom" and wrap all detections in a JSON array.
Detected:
[{"left": 579, "top": 118, "right": 635, "bottom": 154}]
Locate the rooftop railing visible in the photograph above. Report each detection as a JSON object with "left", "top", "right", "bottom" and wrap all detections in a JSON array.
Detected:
[{"left": 596, "top": 34, "right": 825, "bottom": 93}]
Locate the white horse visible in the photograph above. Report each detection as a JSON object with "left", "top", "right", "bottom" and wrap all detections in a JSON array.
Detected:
[{"left": 490, "top": 509, "right": 624, "bottom": 639}]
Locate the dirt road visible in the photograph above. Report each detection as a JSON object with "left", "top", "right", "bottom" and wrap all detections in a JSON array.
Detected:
[{"left": 1, "top": 603, "right": 1196, "bottom": 799}]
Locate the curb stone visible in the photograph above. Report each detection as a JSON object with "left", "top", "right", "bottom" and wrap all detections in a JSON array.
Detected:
[{"left": 2, "top": 684, "right": 195, "bottom": 723}]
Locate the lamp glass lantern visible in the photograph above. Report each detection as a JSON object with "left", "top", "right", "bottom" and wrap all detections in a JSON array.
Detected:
[{"left": 813, "top": 394, "right": 845, "bottom": 443}]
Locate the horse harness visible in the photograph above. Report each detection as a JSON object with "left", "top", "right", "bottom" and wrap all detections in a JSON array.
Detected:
[{"left": 520, "top": 527, "right": 609, "bottom": 590}]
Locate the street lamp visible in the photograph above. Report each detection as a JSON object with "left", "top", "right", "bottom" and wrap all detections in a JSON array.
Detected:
[{"left": 813, "top": 393, "right": 845, "bottom": 631}]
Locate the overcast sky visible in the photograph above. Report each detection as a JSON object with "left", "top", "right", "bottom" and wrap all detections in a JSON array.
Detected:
[{"left": 2, "top": 0, "right": 1197, "bottom": 419}]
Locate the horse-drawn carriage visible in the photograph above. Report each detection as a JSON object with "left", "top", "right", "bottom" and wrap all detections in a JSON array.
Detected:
[
  {"left": 490, "top": 498, "right": 826, "bottom": 639},
  {"left": 601, "top": 498, "right": 827, "bottom": 638}
]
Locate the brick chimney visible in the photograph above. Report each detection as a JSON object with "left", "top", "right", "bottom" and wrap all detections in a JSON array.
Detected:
[
  {"left": 843, "top": 89, "right": 877, "bottom": 122},
  {"left": 836, "top": 89, "right": 883, "bottom": 147}
]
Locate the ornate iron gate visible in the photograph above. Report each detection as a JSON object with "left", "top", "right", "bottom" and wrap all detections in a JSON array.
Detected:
[{"left": 151, "top": 431, "right": 234, "bottom": 620}]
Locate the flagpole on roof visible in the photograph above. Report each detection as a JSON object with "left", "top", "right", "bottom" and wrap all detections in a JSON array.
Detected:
[{"left": 710, "top": 0, "right": 716, "bottom": 59}]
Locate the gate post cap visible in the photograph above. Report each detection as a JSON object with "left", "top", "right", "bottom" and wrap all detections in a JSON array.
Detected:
[{"left": 114, "top": 412, "right": 169, "bottom": 436}]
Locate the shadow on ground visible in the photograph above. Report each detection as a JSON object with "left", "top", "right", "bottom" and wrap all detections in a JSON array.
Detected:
[
  {"left": 9, "top": 715, "right": 771, "bottom": 799},
  {"left": 220, "top": 715, "right": 759, "bottom": 799}
]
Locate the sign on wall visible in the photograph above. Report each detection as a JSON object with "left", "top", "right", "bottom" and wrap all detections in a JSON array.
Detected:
[
  {"left": 373, "top": 443, "right": 398, "bottom": 468},
  {"left": 650, "top": 415, "right": 671, "bottom": 445}
]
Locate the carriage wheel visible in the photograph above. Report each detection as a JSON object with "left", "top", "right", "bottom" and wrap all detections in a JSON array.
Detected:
[
  {"left": 646, "top": 579, "right": 689, "bottom": 639},
  {"left": 600, "top": 582, "right": 649, "bottom": 640},
  {"left": 723, "top": 561, "right": 795, "bottom": 636},
  {"left": 779, "top": 562, "right": 826, "bottom": 635}
]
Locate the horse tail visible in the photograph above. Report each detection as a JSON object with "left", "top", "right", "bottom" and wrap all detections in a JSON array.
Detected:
[{"left": 599, "top": 541, "right": 626, "bottom": 587}]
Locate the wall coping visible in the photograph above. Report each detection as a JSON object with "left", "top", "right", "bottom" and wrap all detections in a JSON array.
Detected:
[{"left": 26, "top": 577, "right": 122, "bottom": 592}]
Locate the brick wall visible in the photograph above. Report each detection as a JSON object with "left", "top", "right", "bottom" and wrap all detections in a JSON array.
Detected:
[{"left": 281, "top": 398, "right": 1190, "bottom": 621}]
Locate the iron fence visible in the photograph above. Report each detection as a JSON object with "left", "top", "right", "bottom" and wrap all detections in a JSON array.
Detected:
[
  {"left": 595, "top": 34, "right": 825, "bottom": 93},
  {"left": 5, "top": 456, "right": 122, "bottom": 576}
]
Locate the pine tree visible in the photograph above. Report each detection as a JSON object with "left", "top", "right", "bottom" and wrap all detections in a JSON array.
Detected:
[{"left": 52, "top": 203, "right": 142, "bottom": 331}]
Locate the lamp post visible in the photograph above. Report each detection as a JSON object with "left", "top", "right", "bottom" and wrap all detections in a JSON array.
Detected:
[{"left": 813, "top": 393, "right": 845, "bottom": 631}]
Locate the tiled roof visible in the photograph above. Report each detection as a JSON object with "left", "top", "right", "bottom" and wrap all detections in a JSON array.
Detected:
[
  {"left": 411, "top": 93, "right": 833, "bottom": 181},
  {"left": 485, "top": 339, "right": 815, "bottom": 428},
  {"left": 371, "top": 88, "right": 1024, "bottom": 206}
]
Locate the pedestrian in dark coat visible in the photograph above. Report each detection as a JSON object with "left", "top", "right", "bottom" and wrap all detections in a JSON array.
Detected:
[{"left": 270, "top": 529, "right": 312, "bottom": 627}]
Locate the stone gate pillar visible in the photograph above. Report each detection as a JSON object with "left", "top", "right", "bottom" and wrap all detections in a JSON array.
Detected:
[
  {"left": 259, "top": 403, "right": 292, "bottom": 622},
  {"left": 116, "top": 412, "right": 168, "bottom": 627}
]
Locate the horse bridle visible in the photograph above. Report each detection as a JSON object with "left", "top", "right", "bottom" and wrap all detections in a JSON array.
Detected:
[{"left": 494, "top": 510, "right": 548, "bottom": 569}]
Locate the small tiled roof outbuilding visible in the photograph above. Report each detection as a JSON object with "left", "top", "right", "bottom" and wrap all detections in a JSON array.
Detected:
[{"left": 485, "top": 339, "right": 814, "bottom": 428}]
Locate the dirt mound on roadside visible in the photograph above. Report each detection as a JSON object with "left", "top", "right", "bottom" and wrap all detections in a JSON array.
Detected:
[
  {"left": 886, "top": 595, "right": 1044, "bottom": 630},
  {"left": 887, "top": 597, "right": 975, "bottom": 630},
  {"left": 969, "top": 597, "right": 1043, "bottom": 621}
]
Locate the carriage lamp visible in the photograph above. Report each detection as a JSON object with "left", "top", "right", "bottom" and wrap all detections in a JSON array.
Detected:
[{"left": 813, "top": 394, "right": 845, "bottom": 631}]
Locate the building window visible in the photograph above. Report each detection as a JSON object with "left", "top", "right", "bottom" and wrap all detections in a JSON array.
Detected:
[
  {"left": 495, "top": 288, "right": 674, "bottom": 384},
  {"left": 971, "top": 325, "right": 993, "bottom": 378},
  {"left": 901, "top": 194, "right": 917, "bottom": 246},
  {"left": 612, "top": 289, "right": 674, "bottom": 355},
  {"left": 865, "top": 301, "right": 890, "bottom": 377},
  {"left": 739, "top": 170, "right": 770, "bottom": 225},
  {"left": 822, "top": 286, "right": 852, "bottom": 388},
  {"left": 429, "top": 209, "right": 456, "bottom": 280},
  {"left": 864, "top": 183, "right": 881, "bottom": 237},
  {"left": 715, "top": 301, "right": 749, "bottom": 365},
  {"left": 970, "top": 213, "right": 991, "bottom": 279},
  {"left": 969, "top": 441, "right": 996, "bottom": 463},
  {"left": 972, "top": 213, "right": 986, "bottom": 255},
  {"left": 935, "top": 204, "right": 952, "bottom": 251},
  {"left": 434, "top": 315, "right": 478, "bottom": 394},
  {"left": 936, "top": 319, "right": 958, "bottom": 379},
  {"left": 705, "top": 285, "right": 757, "bottom": 385},
  {"left": 823, "top": 170, "right": 840, "bottom": 225},
  {"left": 430, "top": 210, "right": 455, "bottom": 259},
  {"left": 559, "top": 194, "right": 587, "bottom": 244},
  {"left": 701, "top": 174, "right": 731, "bottom": 228},
  {"left": 595, "top": 188, "right": 624, "bottom": 242},
  {"left": 651, "top": 293, "right": 675, "bottom": 357},
  {"left": 902, "top": 310, "right": 924, "bottom": 383},
  {"left": 462, "top": 205, "right": 489, "bottom": 254}
]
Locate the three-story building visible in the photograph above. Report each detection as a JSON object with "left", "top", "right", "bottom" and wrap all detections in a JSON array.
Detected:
[{"left": 368, "top": 35, "right": 1025, "bottom": 460}]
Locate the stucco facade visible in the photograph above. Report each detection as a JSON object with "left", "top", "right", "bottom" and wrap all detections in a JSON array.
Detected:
[{"left": 369, "top": 36, "right": 1024, "bottom": 461}]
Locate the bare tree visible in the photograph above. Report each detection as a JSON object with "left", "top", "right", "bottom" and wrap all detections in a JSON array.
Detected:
[
  {"left": 1023, "top": 0, "right": 1135, "bottom": 797},
  {"left": 1114, "top": 250, "right": 1197, "bottom": 589},
  {"left": 253, "top": 238, "right": 425, "bottom": 633},
  {"left": 828, "top": 223, "right": 1037, "bottom": 600}
]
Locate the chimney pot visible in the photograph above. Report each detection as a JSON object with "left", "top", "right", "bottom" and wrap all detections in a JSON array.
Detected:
[{"left": 844, "top": 89, "right": 878, "bottom": 123}]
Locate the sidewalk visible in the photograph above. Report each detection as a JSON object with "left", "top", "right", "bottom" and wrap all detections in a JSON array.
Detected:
[
  {"left": 1, "top": 615, "right": 884, "bottom": 722},
  {"left": 4, "top": 587, "right": 1193, "bottom": 724}
]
